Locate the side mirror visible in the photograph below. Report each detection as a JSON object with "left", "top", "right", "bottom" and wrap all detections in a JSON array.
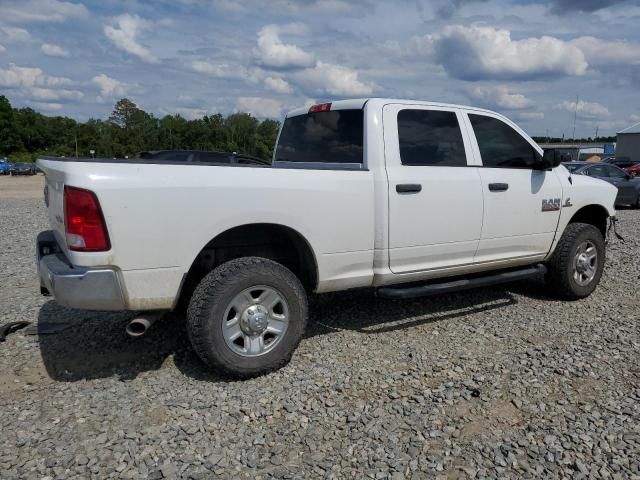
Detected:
[{"left": 541, "top": 149, "right": 562, "bottom": 169}]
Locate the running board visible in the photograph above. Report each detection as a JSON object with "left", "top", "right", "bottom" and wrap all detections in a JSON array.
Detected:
[{"left": 377, "top": 264, "right": 547, "bottom": 299}]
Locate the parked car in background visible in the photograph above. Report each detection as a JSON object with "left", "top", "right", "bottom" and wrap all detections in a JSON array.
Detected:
[
  {"left": 563, "top": 161, "right": 640, "bottom": 208},
  {"left": 625, "top": 163, "right": 640, "bottom": 177},
  {"left": 138, "top": 149, "right": 271, "bottom": 166},
  {"left": 0, "top": 158, "right": 11, "bottom": 175},
  {"left": 603, "top": 156, "right": 636, "bottom": 169},
  {"left": 11, "top": 163, "right": 36, "bottom": 176}
]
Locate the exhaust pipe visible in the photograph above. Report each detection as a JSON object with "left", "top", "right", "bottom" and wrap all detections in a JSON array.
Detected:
[{"left": 126, "top": 312, "right": 164, "bottom": 338}]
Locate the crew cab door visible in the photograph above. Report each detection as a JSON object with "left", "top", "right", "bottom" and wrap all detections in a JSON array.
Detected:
[
  {"left": 383, "top": 104, "right": 483, "bottom": 273},
  {"left": 464, "top": 112, "right": 563, "bottom": 262}
]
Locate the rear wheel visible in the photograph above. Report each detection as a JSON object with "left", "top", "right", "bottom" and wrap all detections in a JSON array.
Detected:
[
  {"left": 545, "top": 222, "right": 605, "bottom": 299},
  {"left": 187, "top": 257, "right": 307, "bottom": 378}
]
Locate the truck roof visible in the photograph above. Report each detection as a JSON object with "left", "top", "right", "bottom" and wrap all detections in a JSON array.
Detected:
[{"left": 285, "top": 98, "right": 501, "bottom": 118}]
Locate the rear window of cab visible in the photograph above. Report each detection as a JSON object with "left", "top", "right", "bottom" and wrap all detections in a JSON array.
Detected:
[{"left": 274, "top": 110, "right": 363, "bottom": 165}]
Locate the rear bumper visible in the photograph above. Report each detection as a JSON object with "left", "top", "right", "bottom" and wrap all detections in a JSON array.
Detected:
[{"left": 36, "top": 230, "right": 126, "bottom": 311}]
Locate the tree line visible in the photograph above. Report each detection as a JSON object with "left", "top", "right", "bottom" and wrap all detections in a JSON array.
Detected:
[{"left": 0, "top": 96, "right": 280, "bottom": 162}]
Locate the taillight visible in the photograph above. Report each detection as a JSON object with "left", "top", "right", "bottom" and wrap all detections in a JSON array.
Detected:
[
  {"left": 64, "top": 186, "right": 110, "bottom": 251},
  {"left": 309, "top": 102, "right": 331, "bottom": 113}
]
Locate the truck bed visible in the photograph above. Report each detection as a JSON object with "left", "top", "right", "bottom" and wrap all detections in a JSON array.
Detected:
[{"left": 37, "top": 155, "right": 376, "bottom": 309}]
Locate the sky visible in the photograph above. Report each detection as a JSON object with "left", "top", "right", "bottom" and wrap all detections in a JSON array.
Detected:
[{"left": 1, "top": 0, "right": 639, "bottom": 138}]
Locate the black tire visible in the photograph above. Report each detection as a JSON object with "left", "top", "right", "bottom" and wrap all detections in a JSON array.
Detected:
[
  {"left": 187, "top": 257, "right": 307, "bottom": 378},
  {"left": 545, "top": 222, "right": 605, "bottom": 300}
]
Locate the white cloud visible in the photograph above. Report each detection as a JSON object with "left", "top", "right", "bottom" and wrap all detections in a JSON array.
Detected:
[
  {"left": 235, "top": 96, "right": 283, "bottom": 118},
  {"left": 432, "top": 25, "right": 588, "bottom": 80},
  {"left": 191, "top": 61, "right": 237, "bottom": 77},
  {"left": 518, "top": 112, "right": 545, "bottom": 120},
  {"left": 293, "top": 62, "right": 374, "bottom": 97},
  {"left": 41, "top": 43, "right": 70, "bottom": 58},
  {"left": 0, "top": 64, "right": 74, "bottom": 89},
  {"left": 256, "top": 23, "right": 315, "bottom": 69},
  {"left": 0, "top": 45, "right": 5, "bottom": 54},
  {"left": 29, "top": 87, "right": 83, "bottom": 101},
  {"left": 104, "top": 14, "right": 159, "bottom": 64},
  {"left": 570, "top": 36, "right": 640, "bottom": 69},
  {"left": 92, "top": 73, "right": 127, "bottom": 103},
  {"left": 213, "top": 0, "right": 360, "bottom": 15},
  {"left": 190, "top": 61, "right": 265, "bottom": 84},
  {"left": 0, "top": 26, "right": 32, "bottom": 43},
  {"left": 264, "top": 76, "right": 292, "bottom": 94},
  {"left": 0, "top": 0, "right": 88, "bottom": 23},
  {"left": 162, "top": 106, "right": 209, "bottom": 120},
  {"left": 557, "top": 100, "right": 610, "bottom": 118},
  {"left": 27, "top": 101, "right": 63, "bottom": 111},
  {"left": 0, "top": 64, "right": 82, "bottom": 105},
  {"left": 468, "top": 85, "right": 531, "bottom": 109}
]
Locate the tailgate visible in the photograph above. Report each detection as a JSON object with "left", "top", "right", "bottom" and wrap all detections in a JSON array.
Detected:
[{"left": 37, "top": 158, "right": 68, "bottom": 251}]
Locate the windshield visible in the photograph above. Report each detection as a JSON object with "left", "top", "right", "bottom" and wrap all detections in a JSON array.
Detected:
[{"left": 274, "top": 109, "right": 363, "bottom": 165}]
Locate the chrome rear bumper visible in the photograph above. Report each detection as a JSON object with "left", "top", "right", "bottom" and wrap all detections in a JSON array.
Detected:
[{"left": 36, "top": 230, "right": 126, "bottom": 311}]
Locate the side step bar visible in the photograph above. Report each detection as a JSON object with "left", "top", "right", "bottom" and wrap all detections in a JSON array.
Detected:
[{"left": 377, "top": 264, "right": 547, "bottom": 300}]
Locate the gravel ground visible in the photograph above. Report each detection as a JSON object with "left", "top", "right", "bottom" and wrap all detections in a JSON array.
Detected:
[{"left": 1, "top": 181, "right": 639, "bottom": 479}]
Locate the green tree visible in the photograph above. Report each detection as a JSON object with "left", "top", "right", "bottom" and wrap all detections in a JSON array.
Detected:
[
  {"left": 0, "top": 95, "right": 23, "bottom": 154},
  {"left": 109, "top": 98, "right": 140, "bottom": 129},
  {"left": 1, "top": 96, "right": 282, "bottom": 161}
]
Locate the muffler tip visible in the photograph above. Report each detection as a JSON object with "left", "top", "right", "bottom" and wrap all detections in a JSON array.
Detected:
[
  {"left": 126, "top": 320, "right": 149, "bottom": 337},
  {"left": 125, "top": 313, "right": 163, "bottom": 338}
]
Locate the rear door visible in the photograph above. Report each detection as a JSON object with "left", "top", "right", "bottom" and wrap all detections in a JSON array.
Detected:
[
  {"left": 384, "top": 104, "right": 483, "bottom": 273},
  {"left": 465, "top": 112, "right": 563, "bottom": 263}
]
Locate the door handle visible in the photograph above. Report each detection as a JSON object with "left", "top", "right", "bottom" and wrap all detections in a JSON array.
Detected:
[
  {"left": 488, "top": 183, "right": 509, "bottom": 192},
  {"left": 396, "top": 184, "right": 422, "bottom": 194}
]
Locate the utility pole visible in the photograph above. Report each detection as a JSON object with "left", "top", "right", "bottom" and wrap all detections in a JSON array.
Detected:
[
  {"left": 75, "top": 133, "right": 78, "bottom": 158},
  {"left": 571, "top": 94, "right": 579, "bottom": 140}
]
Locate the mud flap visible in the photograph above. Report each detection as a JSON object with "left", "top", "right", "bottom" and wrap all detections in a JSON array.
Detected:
[{"left": 606, "top": 216, "right": 624, "bottom": 244}]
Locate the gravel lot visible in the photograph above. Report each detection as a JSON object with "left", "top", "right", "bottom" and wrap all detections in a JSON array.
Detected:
[{"left": 1, "top": 175, "right": 638, "bottom": 479}]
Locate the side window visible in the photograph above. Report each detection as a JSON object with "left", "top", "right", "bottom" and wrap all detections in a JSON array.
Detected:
[
  {"left": 469, "top": 114, "right": 539, "bottom": 169},
  {"left": 607, "top": 165, "right": 627, "bottom": 178},
  {"left": 397, "top": 109, "right": 467, "bottom": 166},
  {"left": 588, "top": 165, "right": 608, "bottom": 177}
]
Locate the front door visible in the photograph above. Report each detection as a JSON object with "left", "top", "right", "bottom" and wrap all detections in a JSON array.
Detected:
[
  {"left": 464, "top": 112, "right": 563, "bottom": 263},
  {"left": 384, "top": 104, "right": 483, "bottom": 274}
]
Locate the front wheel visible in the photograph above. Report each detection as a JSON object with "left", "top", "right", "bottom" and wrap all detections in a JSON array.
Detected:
[
  {"left": 187, "top": 257, "right": 308, "bottom": 378},
  {"left": 545, "top": 222, "right": 605, "bottom": 299}
]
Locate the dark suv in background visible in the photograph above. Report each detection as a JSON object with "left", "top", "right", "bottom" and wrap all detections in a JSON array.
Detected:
[{"left": 563, "top": 161, "right": 640, "bottom": 208}]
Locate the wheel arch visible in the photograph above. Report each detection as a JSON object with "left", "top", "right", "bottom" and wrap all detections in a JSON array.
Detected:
[
  {"left": 176, "top": 223, "right": 318, "bottom": 308},
  {"left": 567, "top": 204, "right": 610, "bottom": 237}
]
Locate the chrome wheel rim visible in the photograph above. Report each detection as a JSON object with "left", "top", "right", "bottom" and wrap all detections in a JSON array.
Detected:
[
  {"left": 573, "top": 240, "right": 598, "bottom": 286},
  {"left": 222, "top": 285, "right": 289, "bottom": 357}
]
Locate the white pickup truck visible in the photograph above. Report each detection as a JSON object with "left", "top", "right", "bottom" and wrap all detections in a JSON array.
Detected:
[{"left": 37, "top": 98, "right": 617, "bottom": 377}]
